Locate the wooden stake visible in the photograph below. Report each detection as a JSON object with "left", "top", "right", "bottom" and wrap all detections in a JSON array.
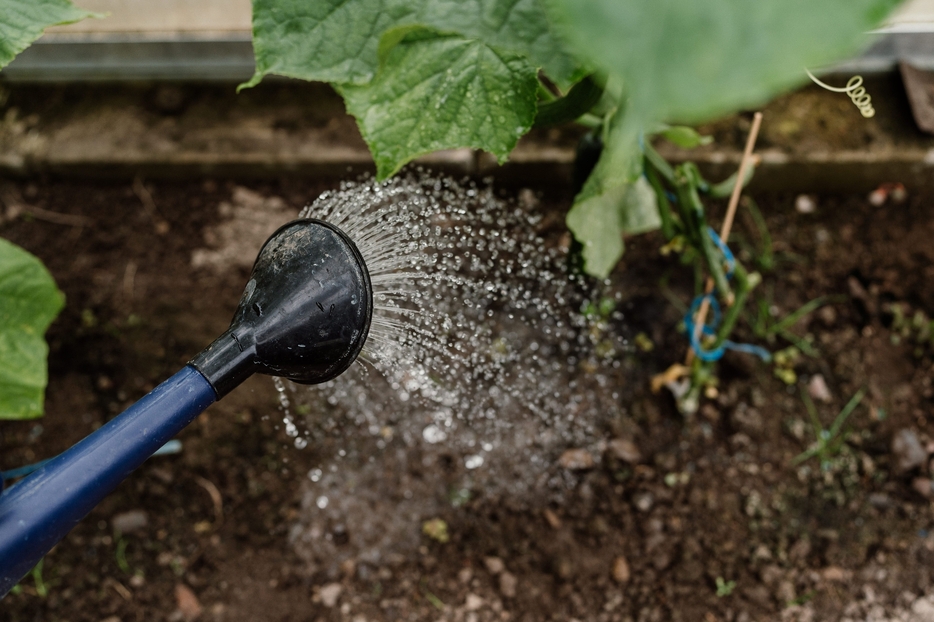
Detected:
[{"left": 687, "top": 111, "right": 763, "bottom": 364}]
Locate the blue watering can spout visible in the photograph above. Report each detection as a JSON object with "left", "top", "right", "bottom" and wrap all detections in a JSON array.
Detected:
[{"left": 0, "top": 218, "right": 372, "bottom": 597}]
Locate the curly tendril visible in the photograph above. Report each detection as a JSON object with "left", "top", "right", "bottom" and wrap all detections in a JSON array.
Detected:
[{"left": 805, "top": 69, "right": 875, "bottom": 118}]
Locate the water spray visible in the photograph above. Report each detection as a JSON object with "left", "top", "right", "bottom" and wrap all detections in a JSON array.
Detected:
[{"left": 0, "top": 218, "right": 372, "bottom": 597}]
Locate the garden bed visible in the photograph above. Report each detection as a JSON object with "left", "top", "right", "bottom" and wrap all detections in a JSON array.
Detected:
[{"left": 2, "top": 173, "right": 933, "bottom": 622}]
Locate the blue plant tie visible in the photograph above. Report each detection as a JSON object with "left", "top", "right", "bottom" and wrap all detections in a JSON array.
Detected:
[
  {"left": 706, "top": 227, "right": 735, "bottom": 278},
  {"left": 682, "top": 229, "right": 771, "bottom": 363}
]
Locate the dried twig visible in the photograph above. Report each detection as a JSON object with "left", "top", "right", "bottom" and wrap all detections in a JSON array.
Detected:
[
  {"left": 0, "top": 184, "right": 90, "bottom": 227},
  {"left": 132, "top": 175, "right": 170, "bottom": 234},
  {"left": 194, "top": 476, "right": 224, "bottom": 525}
]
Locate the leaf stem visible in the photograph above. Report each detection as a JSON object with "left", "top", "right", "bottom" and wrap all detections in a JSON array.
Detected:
[
  {"left": 645, "top": 165, "right": 677, "bottom": 239},
  {"left": 712, "top": 265, "right": 759, "bottom": 350},
  {"left": 535, "top": 75, "right": 605, "bottom": 127}
]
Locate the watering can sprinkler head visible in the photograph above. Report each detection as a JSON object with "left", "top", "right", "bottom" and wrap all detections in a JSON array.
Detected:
[
  {"left": 0, "top": 217, "right": 372, "bottom": 598},
  {"left": 190, "top": 218, "right": 373, "bottom": 398}
]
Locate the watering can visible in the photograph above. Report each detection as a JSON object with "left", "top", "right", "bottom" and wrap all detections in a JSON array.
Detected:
[{"left": 0, "top": 219, "right": 372, "bottom": 596}]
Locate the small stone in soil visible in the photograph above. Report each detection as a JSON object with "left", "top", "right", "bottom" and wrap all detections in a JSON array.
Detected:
[
  {"left": 465, "top": 593, "right": 484, "bottom": 611},
  {"left": 892, "top": 429, "right": 927, "bottom": 472},
  {"left": 817, "top": 305, "right": 837, "bottom": 326},
  {"left": 807, "top": 374, "right": 832, "bottom": 403},
  {"left": 611, "top": 556, "right": 631, "bottom": 584},
  {"left": 776, "top": 580, "right": 796, "bottom": 604},
  {"left": 789, "top": 538, "right": 811, "bottom": 562},
  {"left": 912, "top": 477, "right": 934, "bottom": 499},
  {"left": 607, "top": 438, "right": 642, "bottom": 463},
  {"left": 499, "top": 571, "right": 517, "bottom": 598},
  {"left": 484, "top": 556, "right": 505, "bottom": 575},
  {"left": 319, "top": 583, "right": 342, "bottom": 608},
  {"left": 760, "top": 564, "right": 782, "bottom": 586},
  {"left": 821, "top": 566, "right": 849, "bottom": 582},
  {"left": 633, "top": 492, "right": 654, "bottom": 512},
  {"left": 112, "top": 510, "right": 148, "bottom": 534},
  {"left": 543, "top": 508, "right": 562, "bottom": 529},
  {"left": 795, "top": 194, "right": 816, "bottom": 214},
  {"left": 174, "top": 584, "right": 202, "bottom": 621},
  {"left": 868, "top": 492, "right": 893, "bottom": 509},
  {"left": 559, "top": 448, "right": 595, "bottom": 470}
]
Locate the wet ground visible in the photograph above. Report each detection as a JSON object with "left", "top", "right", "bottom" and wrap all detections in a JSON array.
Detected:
[{"left": 1, "top": 174, "right": 934, "bottom": 622}]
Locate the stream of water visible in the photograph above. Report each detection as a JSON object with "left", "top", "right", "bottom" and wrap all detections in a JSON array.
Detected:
[{"left": 277, "top": 173, "right": 633, "bottom": 575}]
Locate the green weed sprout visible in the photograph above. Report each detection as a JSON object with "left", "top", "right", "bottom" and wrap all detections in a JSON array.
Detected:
[
  {"left": 715, "top": 576, "right": 736, "bottom": 597},
  {"left": 793, "top": 387, "right": 866, "bottom": 469}
]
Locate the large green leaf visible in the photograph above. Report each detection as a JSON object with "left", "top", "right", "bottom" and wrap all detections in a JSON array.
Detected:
[
  {"left": 0, "top": 238, "right": 64, "bottom": 419},
  {"left": 567, "top": 175, "right": 659, "bottom": 279},
  {"left": 339, "top": 28, "right": 538, "bottom": 179},
  {"left": 243, "top": 0, "right": 579, "bottom": 89},
  {"left": 415, "top": 0, "right": 581, "bottom": 86},
  {"left": 553, "top": 0, "right": 900, "bottom": 277},
  {"left": 0, "top": 0, "right": 100, "bottom": 69},
  {"left": 546, "top": 0, "right": 900, "bottom": 125}
]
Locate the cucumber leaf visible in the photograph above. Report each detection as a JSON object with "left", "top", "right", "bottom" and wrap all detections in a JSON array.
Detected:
[
  {"left": 546, "top": 0, "right": 900, "bottom": 125},
  {"left": 339, "top": 28, "right": 538, "bottom": 179},
  {"left": 0, "top": 0, "right": 101, "bottom": 69},
  {"left": 244, "top": 0, "right": 579, "bottom": 89},
  {"left": 0, "top": 238, "right": 64, "bottom": 420},
  {"left": 657, "top": 125, "right": 713, "bottom": 149},
  {"left": 567, "top": 175, "right": 659, "bottom": 279}
]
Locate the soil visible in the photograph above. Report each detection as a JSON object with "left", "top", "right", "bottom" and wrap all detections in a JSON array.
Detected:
[{"left": 2, "top": 173, "right": 934, "bottom": 622}]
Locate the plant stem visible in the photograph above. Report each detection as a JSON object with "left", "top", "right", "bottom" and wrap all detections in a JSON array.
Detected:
[
  {"left": 768, "top": 296, "right": 839, "bottom": 336},
  {"left": 645, "top": 165, "right": 677, "bottom": 239},
  {"left": 535, "top": 75, "right": 604, "bottom": 127},
  {"left": 828, "top": 388, "right": 866, "bottom": 437},
  {"left": 644, "top": 142, "right": 675, "bottom": 185},
  {"left": 712, "top": 264, "right": 760, "bottom": 350},
  {"left": 741, "top": 197, "right": 773, "bottom": 270}
]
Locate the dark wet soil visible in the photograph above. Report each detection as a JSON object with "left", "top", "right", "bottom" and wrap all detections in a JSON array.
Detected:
[{"left": 1, "top": 174, "right": 933, "bottom": 622}]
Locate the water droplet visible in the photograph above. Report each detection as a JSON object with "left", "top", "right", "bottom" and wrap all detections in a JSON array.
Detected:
[{"left": 422, "top": 425, "right": 447, "bottom": 444}]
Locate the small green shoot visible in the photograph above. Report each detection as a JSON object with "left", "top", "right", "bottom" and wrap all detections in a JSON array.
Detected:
[
  {"left": 750, "top": 291, "right": 843, "bottom": 359},
  {"left": 448, "top": 487, "right": 471, "bottom": 508},
  {"left": 715, "top": 576, "right": 736, "bottom": 597},
  {"left": 10, "top": 558, "right": 53, "bottom": 597},
  {"left": 422, "top": 518, "right": 450, "bottom": 544},
  {"left": 740, "top": 197, "right": 774, "bottom": 271},
  {"left": 422, "top": 586, "right": 445, "bottom": 611},
  {"left": 32, "top": 558, "right": 48, "bottom": 598},
  {"left": 793, "top": 387, "right": 866, "bottom": 469},
  {"left": 115, "top": 536, "right": 130, "bottom": 574},
  {"left": 582, "top": 297, "right": 616, "bottom": 322},
  {"left": 766, "top": 297, "right": 832, "bottom": 338},
  {"left": 633, "top": 332, "right": 654, "bottom": 352},
  {"left": 788, "top": 590, "right": 817, "bottom": 607}
]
